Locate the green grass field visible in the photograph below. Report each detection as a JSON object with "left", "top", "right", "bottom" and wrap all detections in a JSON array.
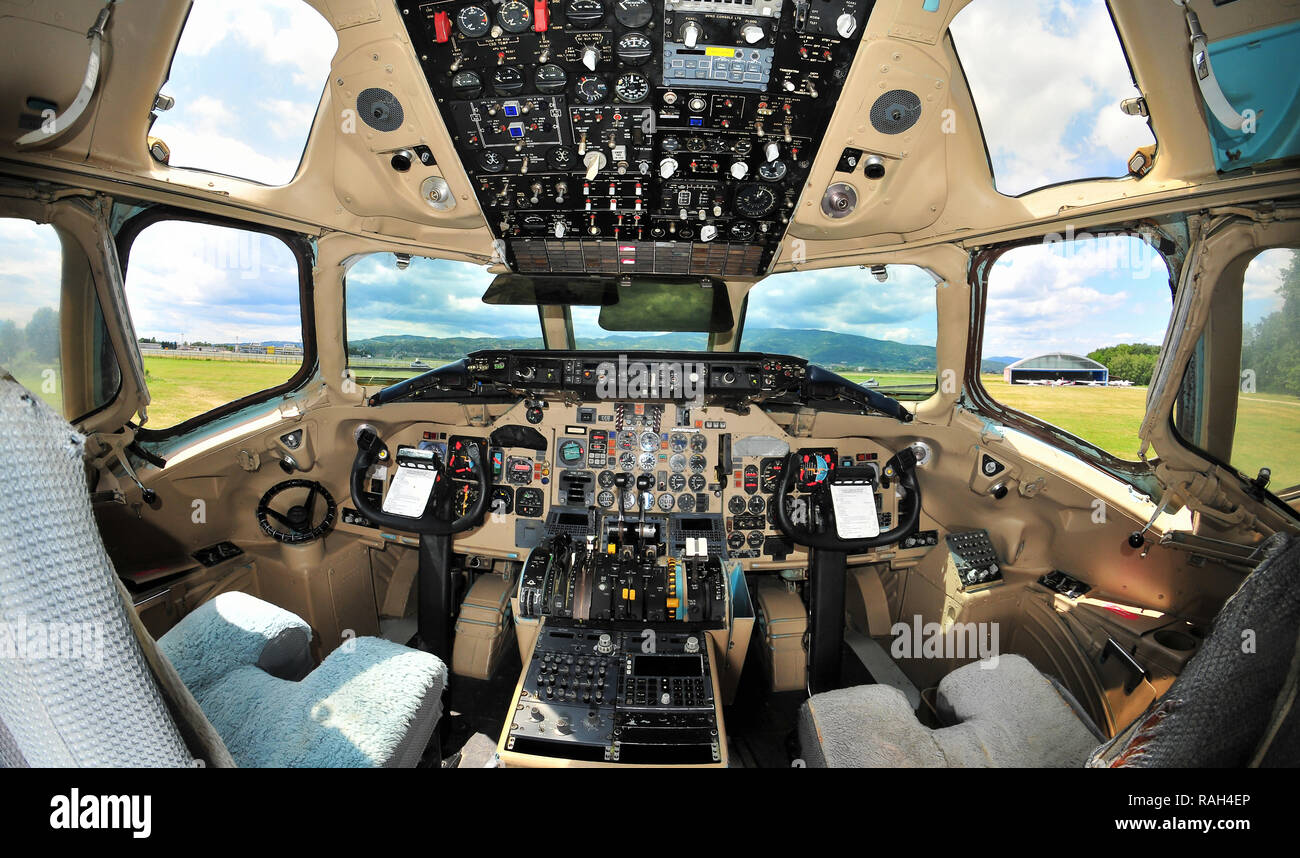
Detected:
[
  {"left": 142, "top": 355, "right": 296, "bottom": 428},
  {"left": 135, "top": 355, "right": 1299, "bottom": 490}
]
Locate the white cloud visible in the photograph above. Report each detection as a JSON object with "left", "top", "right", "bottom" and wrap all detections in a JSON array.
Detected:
[
  {"left": 950, "top": 0, "right": 1154, "bottom": 195},
  {"left": 176, "top": 0, "right": 338, "bottom": 87}
]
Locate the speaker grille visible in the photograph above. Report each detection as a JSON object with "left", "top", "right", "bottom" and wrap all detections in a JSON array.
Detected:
[
  {"left": 357, "top": 88, "right": 404, "bottom": 132},
  {"left": 869, "top": 89, "right": 921, "bottom": 135}
]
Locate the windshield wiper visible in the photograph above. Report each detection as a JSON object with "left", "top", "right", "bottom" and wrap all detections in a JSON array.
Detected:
[{"left": 803, "top": 365, "right": 914, "bottom": 423}]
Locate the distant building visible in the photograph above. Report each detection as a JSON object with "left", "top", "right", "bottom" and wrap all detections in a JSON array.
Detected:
[{"left": 1004, "top": 353, "right": 1108, "bottom": 384}]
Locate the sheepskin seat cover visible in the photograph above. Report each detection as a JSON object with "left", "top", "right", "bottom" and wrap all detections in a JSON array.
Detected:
[
  {"left": 798, "top": 654, "right": 1100, "bottom": 767},
  {"left": 159, "top": 592, "right": 446, "bottom": 767}
]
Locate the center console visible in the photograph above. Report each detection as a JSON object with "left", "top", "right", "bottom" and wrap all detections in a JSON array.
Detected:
[{"left": 499, "top": 514, "right": 731, "bottom": 766}]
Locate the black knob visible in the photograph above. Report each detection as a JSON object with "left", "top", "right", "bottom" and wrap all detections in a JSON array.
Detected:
[
  {"left": 390, "top": 151, "right": 413, "bottom": 172},
  {"left": 1128, "top": 531, "right": 1145, "bottom": 549},
  {"left": 141, "top": 488, "right": 158, "bottom": 504},
  {"left": 990, "top": 483, "right": 1008, "bottom": 500}
]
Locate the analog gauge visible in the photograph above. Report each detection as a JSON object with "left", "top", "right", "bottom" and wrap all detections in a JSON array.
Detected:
[
  {"left": 574, "top": 75, "right": 608, "bottom": 105},
  {"left": 516, "top": 487, "right": 545, "bottom": 516},
  {"left": 640, "top": 491, "right": 656, "bottom": 512},
  {"left": 669, "top": 432, "right": 688, "bottom": 452},
  {"left": 688, "top": 454, "right": 707, "bottom": 473},
  {"left": 677, "top": 493, "right": 696, "bottom": 513},
  {"left": 450, "top": 70, "right": 483, "bottom": 99},
  {"left": 728, "top": 495, "right": 746, "bottom": 515},
  {"left": 747, "top": 530, "right": 765, "bottom": 549},
  {"left": 597, "top": 469, "right": 616, "bottom": 488},
  {"left": 638, "top": 431, "right": 659, "bottom": 452},
  {"left": 506, "top": 456, "right": 534, "bottom": 484},
  {"left": 621, "top": 489, "right": 639, "bottom": 512},
  {"left": 758, "top": 159, "right": 788, "bottom": 182},
  {"left": 597, "top": 489, "right": 616, "bottom": 509},
  {"left": 637, "top": 451, "right": 657, "bottom": 471},
  {"left": 759, "top": 457, "right": 784, "bottom": 492},
  {"left": 557, "top": 439, "right": 585, "bottom": 467},
  {"left": 566, "top": 0, "right": 605, "bottom": 28},
  {"left": 477, "top": 150, "right": 506, "bottom": 173},
  {"left": 618, "top": 451, "right": 637, "bottom": 471},
  {"left": 614, "top": 0, "right": 652, "bottom": 27},
  {"left": 448, "top": 438, "right": 480, "bottom": 477},
  {"left": 454, "top": 482, "right": 483, "bottom": 517},
  {"left": 657, "top": 493, "right": 675, "bottom": 511},
  {"left": 614, "top": 72, "right": 649, "bottom": 103},
  {"left": 688, "top": 473, "right": 706, "bottom": 492},
  {"left": 617, "top": 430, "right": 638, "bottom": 450},
  {"left": 727, "top": 531, "right": 745, "bottom": 551},
  {"left": 733, "top": 183, "right": 777, "bottom": 218},
  {"left": 492, "top": 66, "right": 525, "bottom": 96},
  {"left": 661, "top": 136, "right": 681, "bottom": 154},
  {"left": 534, "top": 63, "right": 568, "bottom": 94},
  {"left": 685, "top": 137, "right": 707, "bottom": 153},
  {"left": 668, "top": 472, "right": 686, "bottom": 492},
  {"left": 732, "top": 138, "right": 753, "bottom": 157},
  {"left": 497, "top": 0, "right": 532, "bottom": 33},
  {"left": 690, "top": 434, "right": 707, "bottom": 453},
  {"left": 748, "top": 495, "right": 766, "bottom": 515},
  {"left": 615, "top": 32, "right": 653, "bottom": 67},
  {"left": 668, "top": 453, "right": 687, "bottom": 473},
  {"left": 798, "top": 451, "right": 835, "bottom": 489},
  {"left": 729, "top": 220, "right": 756, "bottom": 241},
  {"left": 489, "top": 485, "right": 514, "bottom": 516},
  {"left": 546, "top": 145, "right": 576, "bottom": 171},
  {"left": 456, "top": 5, "right": 491, "bottom": 37}
]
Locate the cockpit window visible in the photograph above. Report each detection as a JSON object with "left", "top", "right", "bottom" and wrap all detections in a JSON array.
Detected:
[
  {"left": 740, "top": 264, "right": 939, "bottom": 399},
  {"left": 345, "top": 254, "right": 543, "bottom": 385},
  {"left": 978, "top": 232, "right": 1172, "bottom": 459},
  {"left": 149, "top": 0, "right": 337, "bottom": 185},
  {"left": 949, "top": 0, "right": 1154, "bottom": 196}
]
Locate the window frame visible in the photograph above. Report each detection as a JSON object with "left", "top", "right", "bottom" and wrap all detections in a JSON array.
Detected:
[
  {"left": 964, "top": 232, "right": 1177, "bottom": 485},
  {"left": 115, "top": 206, "right": 318, "bottom": 440}
]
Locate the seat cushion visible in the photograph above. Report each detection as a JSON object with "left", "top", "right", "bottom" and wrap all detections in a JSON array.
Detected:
[
  {"left": 160, "top": 593, "right": 447, "bottom": 767},
  {"left": 799, "top": 654, "right": 1101, "bottom": 767}
]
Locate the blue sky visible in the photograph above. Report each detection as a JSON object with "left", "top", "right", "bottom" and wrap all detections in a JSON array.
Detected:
[{"left": 3, "top": 0, "right": 1287, "bottom": 365}]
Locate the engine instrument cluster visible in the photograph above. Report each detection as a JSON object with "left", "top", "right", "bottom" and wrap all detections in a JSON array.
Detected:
[{"left": 397, "top": 0, "right": 873, "bottom": 276}]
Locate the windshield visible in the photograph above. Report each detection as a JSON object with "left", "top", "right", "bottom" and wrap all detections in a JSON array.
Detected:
[
  {"left": 740, "top": 265, "right": 940, "bottom": 398},
  {"left": 345, "top": 254, "right": 542, "bottom": 385}
]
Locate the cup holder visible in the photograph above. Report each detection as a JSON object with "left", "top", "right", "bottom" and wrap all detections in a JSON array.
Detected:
[{"left": 1154, "top": 629, "right": 1198, "bottom": 652}]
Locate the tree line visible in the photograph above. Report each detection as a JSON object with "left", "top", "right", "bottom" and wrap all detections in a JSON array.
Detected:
[{"left": 0, "top": 306, "right": 59, "bottom": 366}]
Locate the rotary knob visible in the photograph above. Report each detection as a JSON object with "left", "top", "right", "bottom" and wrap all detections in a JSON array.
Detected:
[
  {"left": 529, "top": 706, "right": 544, "bottom": 721},
  {"left": 730, "top": 161, "right": 749, "bottom": 179},
  {"left": 764, "top": 141, "right": 780, "bottom": 162},
  {"left": 684, "top": 635, "right": 700, "bottom": 654},
  {"left": 682, "top": 21, "right": 701, "bottom": 49},
  {"left": 741, "top": 23, "right": 765, "bottom": 44},
  {"left": 836, "top": 13, "right": 857, "bottom": 39},
  {"left": 659, "top": 157, "right": 679, "bottom": 179},
  {"left": 556, "top": 717, "right": 573, "bottom": 735},
  {"left": 699, "top": 224, "right": 717, "bottom": 242},
  {"left": 595, "top": 633, "right": 614, "bottom": 654},
  {"left": 582, "top": 45, "right": 599, "bottom": 71}
]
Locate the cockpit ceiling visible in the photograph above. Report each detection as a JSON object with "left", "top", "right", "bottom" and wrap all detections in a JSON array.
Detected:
[
  {"left": 396, "top": 0, "right": 871, "bottom": 277},
  {"left": 0, "top": 0, "right": 1297, "bottom": 271}
]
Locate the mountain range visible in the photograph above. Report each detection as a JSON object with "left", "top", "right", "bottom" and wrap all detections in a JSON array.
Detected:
[{"left": 347, "top": 328, "right": 1012, "bottom": 374}]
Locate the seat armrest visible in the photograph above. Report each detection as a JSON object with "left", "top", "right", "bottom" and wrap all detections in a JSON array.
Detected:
[{"left": 158, "top": 592, "right": 313, "bottom": 693}]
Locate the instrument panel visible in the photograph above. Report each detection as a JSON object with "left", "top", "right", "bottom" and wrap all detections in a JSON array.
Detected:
[
  {"left": 342, "top": 396, "right": 927, "bottom": 567},
  {"left": 396, "top": 0, "right": 873, "bottom": 276}
]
